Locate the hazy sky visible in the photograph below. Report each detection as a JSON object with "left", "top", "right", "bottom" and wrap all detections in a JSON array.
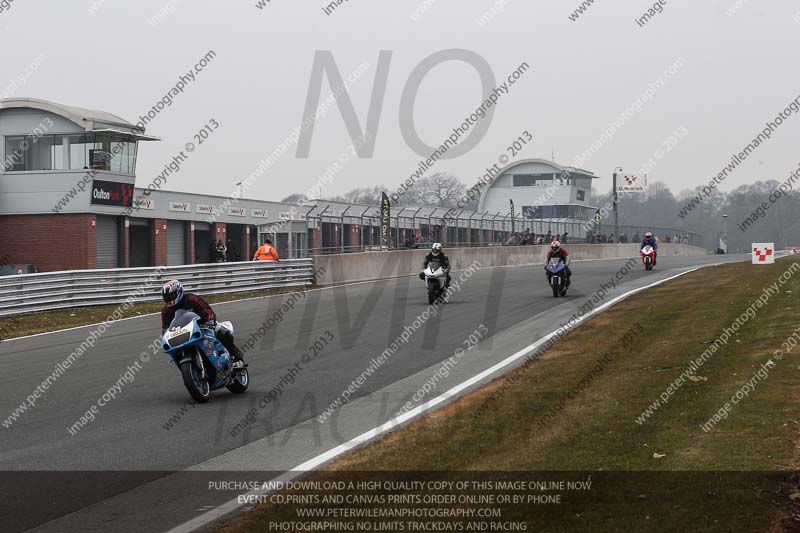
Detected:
[{"left": 1, "top": 0, "right": 798, "bottom": 202}]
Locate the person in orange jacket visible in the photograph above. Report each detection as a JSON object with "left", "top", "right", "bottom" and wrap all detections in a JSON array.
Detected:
[{"left": 253, "top": 238, "right": 280, "bottom": 261}]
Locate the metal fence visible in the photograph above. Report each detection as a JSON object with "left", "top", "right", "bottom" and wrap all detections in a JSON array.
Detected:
[
  {"left": 0, "top": 259, "right": 315, "bottom": 317},
  {"left": 306, "top": 214, "right": 705, "bottom": 254}
]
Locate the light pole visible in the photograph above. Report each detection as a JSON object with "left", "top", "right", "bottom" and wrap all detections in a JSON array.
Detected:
[
  {"left": 613, "top": 166, "right": 623, "bottom": 239},
  {"left": 722, "top": 214, "right": 728, "bottom": 254}
]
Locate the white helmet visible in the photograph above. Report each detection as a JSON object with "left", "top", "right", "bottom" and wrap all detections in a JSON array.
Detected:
[{"left": 431, "top": 243, "right": 443, "bottom": 254}]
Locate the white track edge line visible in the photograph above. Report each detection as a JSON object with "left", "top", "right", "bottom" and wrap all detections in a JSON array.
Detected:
[{"left": 164, "top": 264, "right": 708, "bottom": 533}]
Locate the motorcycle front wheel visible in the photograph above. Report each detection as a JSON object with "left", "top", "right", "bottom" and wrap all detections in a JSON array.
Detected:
[
  {"left": 180, "top": 349, "right": 211, "bottom": 403},
  {"left": 226, "top": 368, "right": 249, "bottom": 394},
  {"left": 552, "top": 278, "right": 561, "bottom": 298},
  {"left": 427, "top": 285, "right": 438, "bottom": 305}
]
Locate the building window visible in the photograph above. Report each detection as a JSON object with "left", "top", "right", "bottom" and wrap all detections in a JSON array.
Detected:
[
  {"left": 571, "top": 176, "right": 593, "bottom": 189},
  {"left": 3, "top": 133, "right": 138, "bottom": 173},
  {"left": 512, "top": 173, "right": 553, "bottom": 187},
  {"left": 4, "top": 136, "right": 27, "bottom": 171}
]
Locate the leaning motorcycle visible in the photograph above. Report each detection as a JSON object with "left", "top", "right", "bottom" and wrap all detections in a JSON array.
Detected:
[
  {"left": 641, "top": 245, "right": 656, "bottom": 271},
  {"left": 161, "top": 309, "right": 249, "bottom": 403},
  {"left": 422, "top": 265, "right": 448, "bottom": 305},
  {"left": 545, "top": 257, "right": 568, "bottom": 297}
]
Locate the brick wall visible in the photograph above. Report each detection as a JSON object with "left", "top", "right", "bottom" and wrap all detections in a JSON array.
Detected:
[
  {"left": 121, "top": 220, "right": 130, "bottom": 268},
  {"left": 311, "top": 226, "right": 322, "bottom": 252},
  {"left": 153, "top": 218, "right": 168, "bottom": 266},
  {"left": 187, "top": 223, "right": 195, "bottom": 264},
  {"left": 0, "top": 214, "right": 95, "bottom": 272},
  {"left": 244, "top": 227, "right": 251, "bottom": 261},
  {"left": 213, "top": 223, "right": 226, "bottom": 248}
]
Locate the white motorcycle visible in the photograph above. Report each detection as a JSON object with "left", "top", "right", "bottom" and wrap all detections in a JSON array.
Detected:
[{"left": 422, "top": 265, "right": 448, "bottom": 305}]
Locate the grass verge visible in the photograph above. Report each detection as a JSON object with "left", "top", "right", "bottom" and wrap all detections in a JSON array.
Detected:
[
  {"left": 0, "top": 286, "right": 304, "bottom": 341},
  {"left": 218, "top": 259, "right": 800, "bottom": 532}
]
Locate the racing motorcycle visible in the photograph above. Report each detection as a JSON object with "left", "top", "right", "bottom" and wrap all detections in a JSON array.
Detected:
[
  {"left": 161, "top": 309, "right": 249, "bottom": 403},
  {"left": 641, "top": 245, "right": 656, "bottom": 271},
  {"left": 421, "top": 264, "right": 448, "bottom": 305},
  {"left": 545, "top": 257, "right": 568, "bottom": 297}
]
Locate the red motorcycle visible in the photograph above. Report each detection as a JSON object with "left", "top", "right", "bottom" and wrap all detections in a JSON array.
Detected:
[{"left": 641, "top": 245, "right": 656, "bottom": 271}]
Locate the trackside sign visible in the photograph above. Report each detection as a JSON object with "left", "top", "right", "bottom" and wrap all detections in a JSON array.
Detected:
[{"left": 752, "top": 243, "right": 775, "bottom": 264}]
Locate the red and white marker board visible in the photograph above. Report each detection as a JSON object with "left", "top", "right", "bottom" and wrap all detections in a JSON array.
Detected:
[{"left": 752, "top": 243, "right": 775, "bottom": 264}]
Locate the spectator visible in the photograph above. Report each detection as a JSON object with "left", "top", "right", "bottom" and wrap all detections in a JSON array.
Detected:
[
  {"left": 253, "top": 238, "right": 280, "bottom": 261},
  {"left": 633, "top": 232, "right": 640, "bottom": 243},
  {"left": 608, "top": 233, "right": 614, "bottom": 244},
  {"left": 562, "top": 231, "right": 568, "bottom": 244},
  {"left": 545, "top": 229, "right": 552, "bottom": 243},
  {"left": 214, "top": 240, "right": 227, "bottom": 262}
]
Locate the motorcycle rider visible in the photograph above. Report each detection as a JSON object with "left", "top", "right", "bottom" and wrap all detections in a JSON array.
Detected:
[
  {"left": 640, "top": 231, "right": 658, "bottom": 266},
  {"left": 420, "top": 243, "right": 451, "bottom": 288},
  {"left": 545, "top": 240, "right": 571, "bottom": 287},
  {"left": 161, "top": 280, "right": 246, "bottom": 365}
]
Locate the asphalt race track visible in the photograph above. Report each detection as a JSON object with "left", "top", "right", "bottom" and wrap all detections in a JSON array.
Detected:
[{"left": 0, "top": 254, "right": 746, "bottom": 532}]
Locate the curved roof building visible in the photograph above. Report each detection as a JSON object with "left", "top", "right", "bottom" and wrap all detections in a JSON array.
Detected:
[{"left": 478, "top": 158, "right": 598, "bottom": 222}]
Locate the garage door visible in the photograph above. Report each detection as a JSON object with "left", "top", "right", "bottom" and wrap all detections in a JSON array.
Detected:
[
  {"left": 96, "top": 215, "right": 120, "bottom": 269},
  {"left": 167, "top": 220, "right": 186, "bottom": 266}
]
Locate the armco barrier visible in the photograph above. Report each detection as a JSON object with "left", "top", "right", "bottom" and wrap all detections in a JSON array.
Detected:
[
  {"left": 0, "top": 259, "right": 315, "bottom": 317},
  {"left": 313, "top": 244, "right": 708, "bottom": 286}
]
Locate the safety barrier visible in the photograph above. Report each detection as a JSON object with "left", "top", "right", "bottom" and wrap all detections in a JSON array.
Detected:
[
  {"left": 313, "top": 243, "right": 709, "bottom": 286},
  {"left": 0, "top": 259, "right": 315, "bottom": 317}
]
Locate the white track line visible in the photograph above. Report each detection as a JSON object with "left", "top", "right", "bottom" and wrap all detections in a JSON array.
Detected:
[{"left": 165, "top": 264, "right": 711, "bottom": 533}]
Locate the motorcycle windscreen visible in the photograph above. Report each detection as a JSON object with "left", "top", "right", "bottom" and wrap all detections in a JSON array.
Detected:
[
  {"left": 170, "top": 309, "right": 200, "bottom": 328},
  {"left": 167, "top": 309, "right": 199, "bottom": 348}
]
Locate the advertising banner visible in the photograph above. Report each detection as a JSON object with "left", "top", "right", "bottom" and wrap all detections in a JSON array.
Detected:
[
  {"left": 381, "top": 193, "right": 391, "bottom": 248},
  {"left": 91, "top": 180, "right": 134, "bottom": 207}
]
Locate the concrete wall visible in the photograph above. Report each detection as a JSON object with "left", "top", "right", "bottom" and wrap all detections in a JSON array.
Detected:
[{"left": 314, "top": 243, "right": 708, "bottom": 286}]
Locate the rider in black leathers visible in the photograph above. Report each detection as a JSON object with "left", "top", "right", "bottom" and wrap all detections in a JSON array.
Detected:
[{"left": 421, "top": 242, "right": 451, "bottom": 288}]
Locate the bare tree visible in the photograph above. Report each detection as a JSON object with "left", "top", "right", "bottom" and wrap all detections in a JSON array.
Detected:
[
  {"left": 281, "top": 193, "right": 306, "bottom": 203},
  {"left": 415, "top": 173, "right": 466, "bottom": 207}
]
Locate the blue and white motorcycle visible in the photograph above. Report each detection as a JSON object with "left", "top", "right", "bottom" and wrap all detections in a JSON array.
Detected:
[
  {"left": 161, "top": 309, "right": 249, "bottom": 403},
  {"left": 545, "top": 257, "right": 568, "bottom": 298}
]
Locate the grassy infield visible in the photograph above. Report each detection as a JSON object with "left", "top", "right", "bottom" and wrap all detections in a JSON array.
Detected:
[{"left": 220, "top": 259, "right": 800, "bottom": 532}]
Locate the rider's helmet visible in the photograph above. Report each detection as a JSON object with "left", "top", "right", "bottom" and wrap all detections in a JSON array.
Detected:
[
  {"left": 551, "top": 240, "right": 561, "bottom": 251},
  {"left": 162, "top": 280, "right": 184, "bottom": 307},
  {"left": 644, "top": 231, "right": 653, "bottom": 240},
  {"left": 431, "top": 243, "right": 443, "bottom": 255}
]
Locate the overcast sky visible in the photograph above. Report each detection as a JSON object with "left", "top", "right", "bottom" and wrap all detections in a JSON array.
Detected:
[{"left": 1, "top": 0, "right": 798, "bottom": 202}]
